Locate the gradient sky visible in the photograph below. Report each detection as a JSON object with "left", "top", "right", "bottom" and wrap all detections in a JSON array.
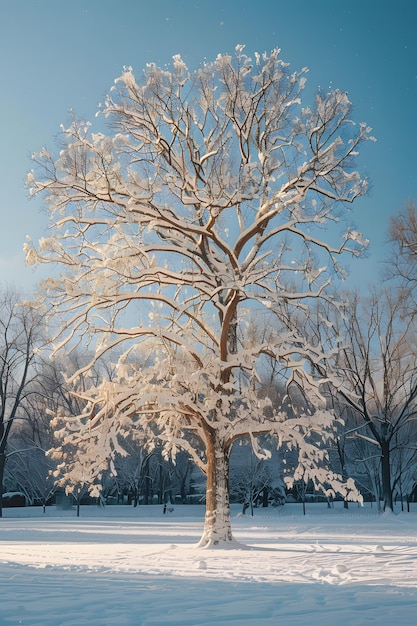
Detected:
[{"left": 0, "top": 0, "right": 416, "bottom": 293}]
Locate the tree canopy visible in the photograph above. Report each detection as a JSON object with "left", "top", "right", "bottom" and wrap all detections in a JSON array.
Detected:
[{"left": 25, "top": 46, "right": 374, "bottom": 544}]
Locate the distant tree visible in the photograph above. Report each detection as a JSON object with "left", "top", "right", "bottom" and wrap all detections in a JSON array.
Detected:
[
  {"left": 25, "top": 46, "right": 373, "bottom": 545},
  {"left": 4, "top": 440, "right": 56, "bottom": 509},
  {"left": 113, "top": 441, "right": 180, "bottom": 506},
  {"left": 315, "top": 289, "right": 417, "bottom": 512},
  {"left": 173, "top": 451, "right": 194, "bottom": 504},
  {"left": 111, "top": 437, "right": 148, "bottom": 505},
  {"left": 230, "top": 442, "right": 285, "bottom": 514},
  {"left": 0, "top": 288, "right": 44, "bottom": 517},
  {"left": 389, "top": 201, "right": 417, "bottom": 292},
  {"left": 346, "top": 416, "right": 417, "bottom": 510},
  {"left": 6, "top": 357, "right": 87, "bottom": 511}
]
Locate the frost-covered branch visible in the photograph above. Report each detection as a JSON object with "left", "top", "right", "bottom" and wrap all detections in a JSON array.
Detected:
[{"left": 26, "top": 45, "right": 373, "bottom": 543}]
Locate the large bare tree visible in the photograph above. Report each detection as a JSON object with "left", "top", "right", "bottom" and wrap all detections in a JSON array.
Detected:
[{"left": 25, "top": 46, "right": 373, "bottom": 545}]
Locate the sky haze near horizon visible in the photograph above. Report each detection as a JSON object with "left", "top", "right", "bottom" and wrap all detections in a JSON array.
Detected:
[{"left": 0, "top": 0, "right": 416, "bottom": 293}]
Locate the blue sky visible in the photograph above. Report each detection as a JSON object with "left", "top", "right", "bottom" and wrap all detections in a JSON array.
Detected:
[{"left": 0, "top": 0, "right": 415, "bottom": 293}]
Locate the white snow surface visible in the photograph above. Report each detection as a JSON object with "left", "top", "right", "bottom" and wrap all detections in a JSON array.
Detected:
[{"left": 1, "top": 502, "right": 417, "bottom": 625}]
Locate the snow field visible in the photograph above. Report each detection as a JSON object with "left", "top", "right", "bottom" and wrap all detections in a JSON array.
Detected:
[{"left": 1, "top": 503, "right": 417, "bottom": 625}]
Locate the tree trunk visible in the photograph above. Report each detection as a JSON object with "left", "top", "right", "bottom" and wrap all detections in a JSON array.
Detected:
[
  {"left": 180, "top": 462, "right": 190, "bottom": 504},
  {"left": 0, "top": 451, "right": 5, "bottom": 518},
  {"left": 262, "top": 487, "right": 268, "bottom": 508},
  {"left": 381, "top": 439, "right": 393, "bottom": 511},
  {"left": 143, "top": 458, "right": 151, "bottom": 505},
  {"left": 197, "top": 431, "right": 233, "bottom": 547},
  {"left": 158, "top": 464, "right": 164, "bottom": 504}
]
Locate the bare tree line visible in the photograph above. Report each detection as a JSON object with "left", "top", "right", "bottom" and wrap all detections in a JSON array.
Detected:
[{"left": 3, "top": 267, "right": 417, "bottom": 517}]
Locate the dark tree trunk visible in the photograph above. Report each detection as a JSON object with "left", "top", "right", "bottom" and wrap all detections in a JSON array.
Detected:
[
  {"left": 381, "top": 439, "right": 393, "bottom": 511},
  {"left": 262, "top": 486, "right": 268, "bottom": 508},
  {"left": 0, "top": 451, "right": 5, "bottom": 518},
  {"left": 158, "top": 464, "right": 164, "bottom": 504},
  {"left": 142, "top": 457, "right": 151, "bottom": 505},
  {"left": 180, "top": 462, "right": 191, "bottom": 504}
]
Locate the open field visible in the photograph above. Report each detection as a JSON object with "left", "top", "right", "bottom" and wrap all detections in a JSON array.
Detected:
[{"left": 1, "top": 502, "right": 417, "bottom": 625}]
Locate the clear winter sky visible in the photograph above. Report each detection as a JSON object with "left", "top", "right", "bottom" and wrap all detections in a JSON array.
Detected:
[{"left": 0, "top": 0, "right": 416, "bottom": 294}]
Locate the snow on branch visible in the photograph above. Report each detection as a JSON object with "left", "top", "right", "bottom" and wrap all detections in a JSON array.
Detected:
[{"left": 26, "top": 46, "right": 373, "bottom": 511}]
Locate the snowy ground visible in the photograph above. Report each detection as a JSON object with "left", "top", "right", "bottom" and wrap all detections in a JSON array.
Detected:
[{"left": 1, "top": 502, "right": 417, "bottom": 625}]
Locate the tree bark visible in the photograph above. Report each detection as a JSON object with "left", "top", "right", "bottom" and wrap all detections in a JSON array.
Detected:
[
  {"left": 180, "top": 462, "right": 190, "bottom": 504},
  {"left": 262, "top": 487, "right": 268, "bottom": 508},
  {"left": 197, "top": 430, "right": 233, "bottom": 547},
  {"left": 0, "top": 451, "right": 5, "bottom": 518},
  {"left": 381, "top": 439, "right": 393, "bottom": 511}
]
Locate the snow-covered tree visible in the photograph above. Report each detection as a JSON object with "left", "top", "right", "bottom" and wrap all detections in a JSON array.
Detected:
[{"left": 25, "top": 46, "right": 373, "bottom": 545}]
